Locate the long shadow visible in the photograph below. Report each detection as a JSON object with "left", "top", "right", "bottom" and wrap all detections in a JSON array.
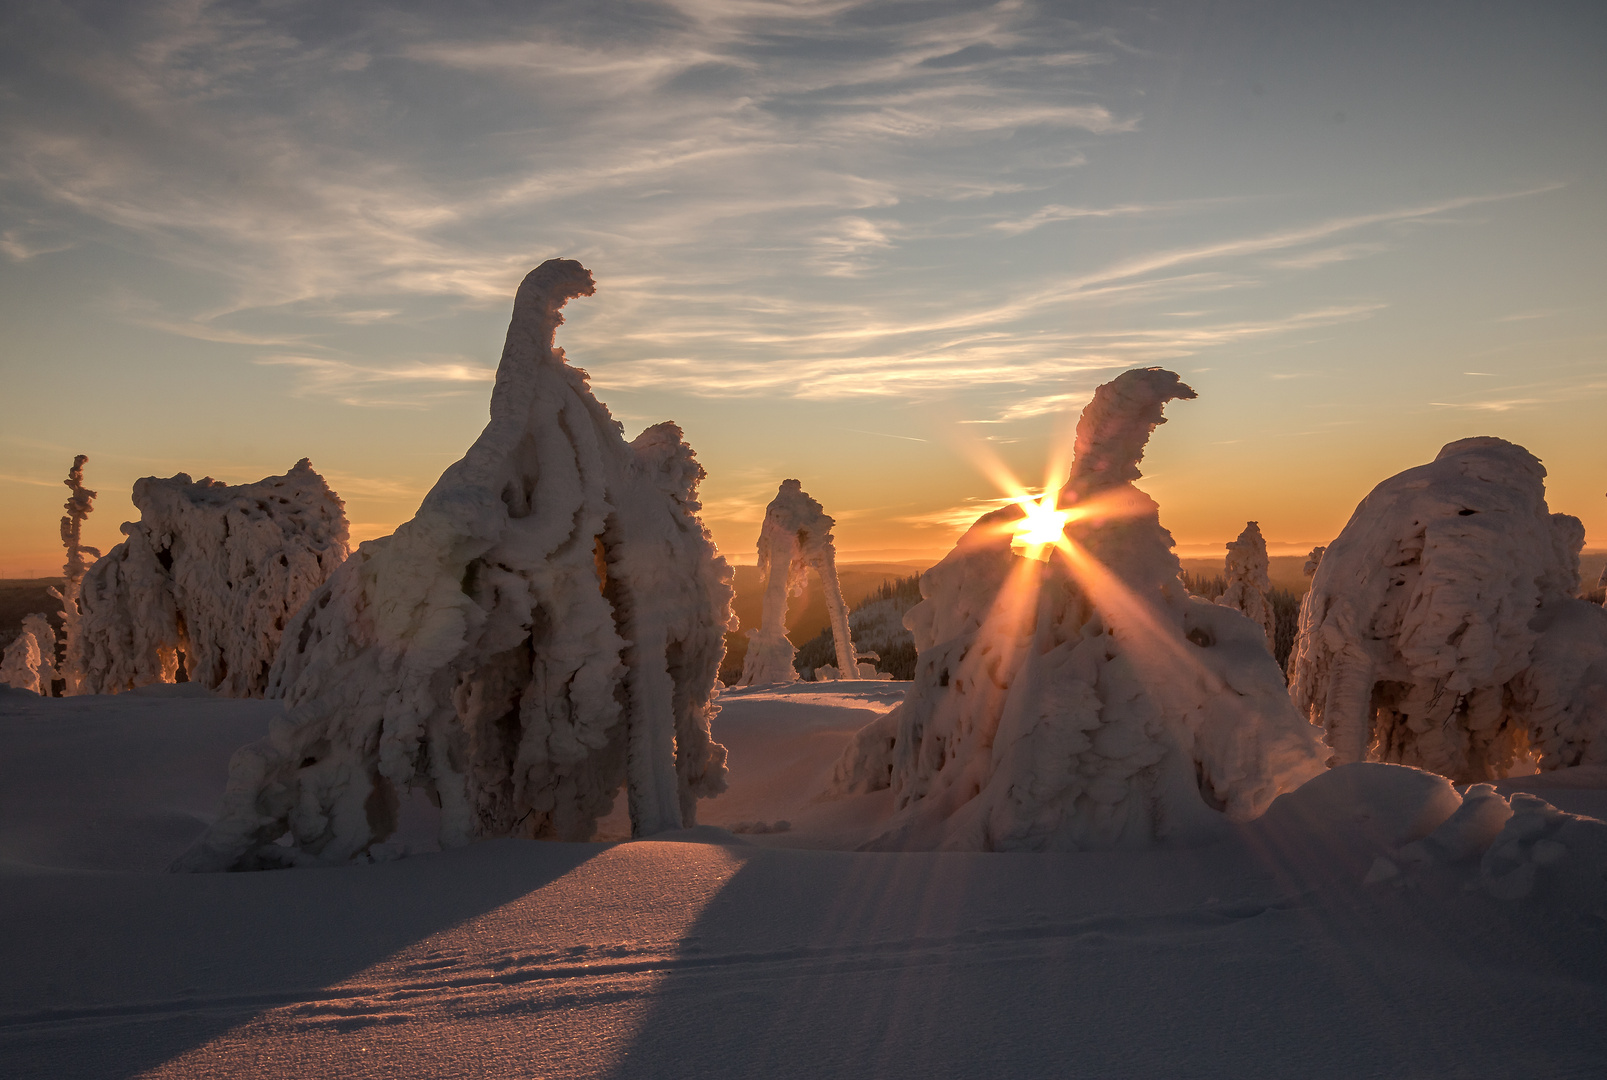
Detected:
[
  {"left": 606, "top": 831, "right": 1607, "bottom": 1080},
  {"left": 0, "top": 839, "right": 604, "bottom": 1080}
]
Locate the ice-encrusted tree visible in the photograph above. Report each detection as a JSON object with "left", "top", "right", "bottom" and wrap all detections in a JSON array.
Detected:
[
  {"left": 174, "top": 260, "right": 735, "bottom": 871},
  {"left": 47, "top": 454, "right": 99, "bottom": 694},
  {"left": 0, "top": 630, "right": 44, "bottom": 694},
  {"left": 737, "top": 479, "right": 863, "bottom": 684},
  {"left": 76, "top": 460, "right": 349, "bottom": 697},
  {"left": 1215, "top": 520, "right": 1275, "bottom": 652},
  {"left": 1288, "top": 437, "right": 1607, "bottom": 782},
  {"left": 827, "top": 368, "right": 1325, "bottom": 851}
]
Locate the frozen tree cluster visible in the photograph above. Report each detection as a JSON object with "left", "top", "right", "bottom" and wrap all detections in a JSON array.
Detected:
[
  {"left": 175, "top": 260, "right": 734, "bottom": 872},
  {"left": 828, "top": 368, "right": 1326, "bottom": 851},
  {"left": 737, "top": 479, "right": 868, "bottom": 684},
  {"left": 1215, "top": 520, "right": 1276, "bottom": 653},
  {"left": 75, "top": 460, "right": 349, "bottom": 698},
  {"left": 1289, "top": 437, "right": 1607, "bottom": 782}
]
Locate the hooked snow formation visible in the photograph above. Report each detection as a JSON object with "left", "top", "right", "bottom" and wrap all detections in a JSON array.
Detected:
[
  {"left": 76, "top": 460, "right": 349, "bottom": 698},
  {"left": 828, "top": 368, "right": 1325, "bottom": 851},
  {"left": 174, "top": 260, "right": 734, "bottom": 871},
  {"left": 1216, "top": 520, "right": 1276, "bottom": 653},
  {"left": 1289, "top": 437, "right": 1607, "bottom": 782},
  {"left": 737, "top": 479, "right": 865, "bottom": 684}
]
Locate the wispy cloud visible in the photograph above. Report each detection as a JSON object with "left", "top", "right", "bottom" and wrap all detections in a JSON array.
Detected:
[{"left": 257, "top": 355, "right": 495, "bottom": 407}]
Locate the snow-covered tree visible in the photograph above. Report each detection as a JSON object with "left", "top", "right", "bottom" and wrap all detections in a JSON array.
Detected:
[
  {"left": 827, "top": 368, "right": 1325, "bottom": 851},
  {"left": 76, "top": 460, "right": 349, "bottom": 697},
  {"left": 1288, "top": 437, "right": 1607, "bottom": 781},
  {"left": 1215, "top": 521, "right": 1275, "bottom": 652},
  {"left": 0, "top": 630, "right": 43, "bottom": 694},
  {"left": 47, "top": 454, "right": 99, "bottom": 693},
  {"left": 737, "top": 479, "right": 865, "bottom": 684},
  {"left": 174, "top": 260, "right": 734, "bottom": 871}
]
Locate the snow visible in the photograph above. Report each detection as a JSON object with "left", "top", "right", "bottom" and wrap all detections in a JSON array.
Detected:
[
  {"left": 173, "top": 260, "right": 735, "bottom": 872},
  {"left": 1215, "top": 520, "right": 1275, "bottom": 652},
  {"left": 4, "top": 684, "right": 1607, "bottom": 1078},
  {"left": 75, "top": 459, "right": 348, "bottom": 697},
  {"left": 0, "top": 630, "right": 42, "bottom": 694},
  {"left": 49, "top": 454, "right": 100, "bottom": 694},
  {"left": 737, "top": 480, "right": 869, "bottom": 685},
  {"left": 828, "top": 368, "right": 1326, "bottom": 851},
  {"left": 1289, "top": 436, "right": 1607, "bottom": 781}
]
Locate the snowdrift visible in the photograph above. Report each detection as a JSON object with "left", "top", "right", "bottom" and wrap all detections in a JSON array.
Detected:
[
  {"left": 173, "top": 260, "right": 734, "bottom": 872},
  {"left": 1289, "top": 437, "right": 1607, "bottom": 782},
  {"left": 75, "top": 460, "right": 348, "bottom": 697},
  {"left": 828, "top": 368, "right": 1326, "bottom": 851}
]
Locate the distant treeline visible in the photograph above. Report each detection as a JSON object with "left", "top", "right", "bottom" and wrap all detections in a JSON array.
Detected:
[{"left": 794, "top": 574, "right": 923, "bottom": 680}]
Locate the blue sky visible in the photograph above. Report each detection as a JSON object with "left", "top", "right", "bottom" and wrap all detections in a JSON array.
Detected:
[{"left": 2, "top": 0, "right": 1604, "bottom": 571}]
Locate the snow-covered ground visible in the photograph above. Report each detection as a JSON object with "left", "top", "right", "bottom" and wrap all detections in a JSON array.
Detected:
[{"left": 4, "top": 683, "right": 1606, "bottom": 1079}]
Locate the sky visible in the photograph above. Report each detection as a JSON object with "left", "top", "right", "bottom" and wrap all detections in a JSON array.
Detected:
[{"left": 1, "top": 0, "right": 1604, "bottom": 574}]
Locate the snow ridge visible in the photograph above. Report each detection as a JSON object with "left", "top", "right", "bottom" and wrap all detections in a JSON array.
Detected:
[{"left": 173, "top": 259, "right": 734, "bottom": 871}]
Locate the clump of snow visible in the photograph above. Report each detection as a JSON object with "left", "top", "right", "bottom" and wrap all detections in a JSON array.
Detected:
[
  {"left": 738, "top": 480, "right": 869, "bottom": 684},
  {"left": 1288, "top": 437, "right": 1607, "bottom": 782},
  {"left": 75, "top": 460, "right": 349, "bottom": 698},
  {"left": 173, "top": 260, "right": 734, "bottom": 872},
  {"left": 827, "top": 368, "right": 1326, "bottom": 851},
  {"left": 47, "top": 454, "right": 100, "bottom": 694},
  {"left": 1215, "top": 521, "right": 1275, "bottom": 652},
  {"left": 0, "top": 631, "right": 43, "bottom": 694}
]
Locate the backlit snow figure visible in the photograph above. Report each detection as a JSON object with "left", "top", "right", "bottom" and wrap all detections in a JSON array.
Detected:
[
  {"left": 48, "top": 454, "right": 99, "bottom": 694},
  {"left": 737, "top": 479, "right": 865, "bottom": 684},
  {"left": 829, "top": 368, "right": 1325, "bottom": 851},
  {"left": 1216, "top": 521, "right": 1275, "bottom": 653},
  {"left": 174, "top": 260, "right": 734, "bottom": 871},
  {"left": 1288, "top": 437, "right": 1607, "bottom": 782},
  {"left": 76, "top": 460, "right": 349, "bottom": 697}
]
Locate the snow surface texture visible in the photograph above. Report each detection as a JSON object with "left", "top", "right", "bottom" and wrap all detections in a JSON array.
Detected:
[
  {"left": 47, "top": 454, "right": 99, "bottom": 694},
  {"left": 75, "top": 460, "right": 349, "bottom": 698},
  {"left": 173, "top": 260, "right": 734, "bottom": 872},
  {"left": 6, "top": 687, "right": 1607, "bottom": 1080},
  {"left": 828, "top": 368, "right": 1326, "bottom": 851},
  {"left": 0, "top": 613, "right": 55, "bottom": 693},
  {"left": 1215, "top": 520, "right": 1276, "bottom": 652},
  {"left": 737, "top": 479, "right": 866, "bottom": 684},
  {"left": 1289, "top": 437, "right": 1607, "bottom": 783}
]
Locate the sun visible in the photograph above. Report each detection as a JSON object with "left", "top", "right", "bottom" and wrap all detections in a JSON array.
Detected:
[{"left": 1010, "top": 493, "right": 1075, "bottom": 562}]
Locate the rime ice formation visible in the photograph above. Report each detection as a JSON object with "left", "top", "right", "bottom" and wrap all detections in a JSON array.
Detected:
[
  {"left": 828, "top": 368, "right": 1325, "bottom": 851},
  {"left": 737, "top": 480, "right": 867, "bottom": 684},
  {"left": 1304, "top": 546, "right": 1327, "bottom": 578},
  {"left": 173, "top": 260, "right": 734, "bottom": 872},
  {"left": 1216, "top": 521, "right": 1275, "bottom": 652},
  {"left": 1289, "top": 437, "right": 1607, "bottom": 782},
  {"left": 47, "top": 455, "right": 99, "bottom": 694},
  {"left": 75, "top": 461, "right": 349, "bottom": 698},
  {"left": 0, "top": 631, "right": 43, "bottom": 693}
]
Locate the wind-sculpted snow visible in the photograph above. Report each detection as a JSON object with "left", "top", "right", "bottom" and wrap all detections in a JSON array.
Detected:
[
  {"left": 75, "top": 460, "right": 349, "bottom": 698},
  {"left": 1289, "top": 437, "right": 1607, "bottom": 782},
  {"left": 0, "top": 629, "right": 44, "bottom": 694},
  {"left": 173, "top": 260, "right": 734, "bottom": 872},
  {"left": 1216, "top": 521, "right": 1275, "bottom": 652},
  {"left": 738, "top": 479, "right": 863, "bottom": 684},
  {"left": 828, "top": 368, "right": 1325, "bottom": 851}
]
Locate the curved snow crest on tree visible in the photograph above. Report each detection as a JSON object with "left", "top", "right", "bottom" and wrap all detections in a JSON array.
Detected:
[
  {"left": 1288, "top": 436, "right": 1607, "bottom": 782},
  {"left": 76, "top": 460, "right": 349, "bottom": 698},
  {"left": 737, "top": 479, "right": 862, "bottom": 684},
  {"left": 827, "top": 368, "right": 1324, "bottom": 852},
  {"left": 1217, "top": 521, "right": 1275, "bottom": 652},
  {"left": 173, "top": 259, "right": 735, "bottom": 872}
]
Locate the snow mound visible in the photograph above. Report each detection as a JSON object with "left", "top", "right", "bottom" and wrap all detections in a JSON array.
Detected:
[
  {"left": 827, "top": 368, "right": 1326, "bottom": 851},
  {"left": 173, "top": 259, "right": 734, "bottom": 872},
  {"left": 1288, "top": 436, "right": 1607, "bottom": 782},
  {"left": 1216, "top": 521, "right": 1275, "bottom": 652},
  {"left": 75, "top": 460, "right": 349, "bottom": 698},
  {"left": 738, "top": 480, "right": 866, "bottom": 684}
]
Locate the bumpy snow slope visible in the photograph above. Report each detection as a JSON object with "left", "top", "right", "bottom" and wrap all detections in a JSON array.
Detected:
[{"left": 4, "top": 685, "right": 1607, "bottom": 1080}]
